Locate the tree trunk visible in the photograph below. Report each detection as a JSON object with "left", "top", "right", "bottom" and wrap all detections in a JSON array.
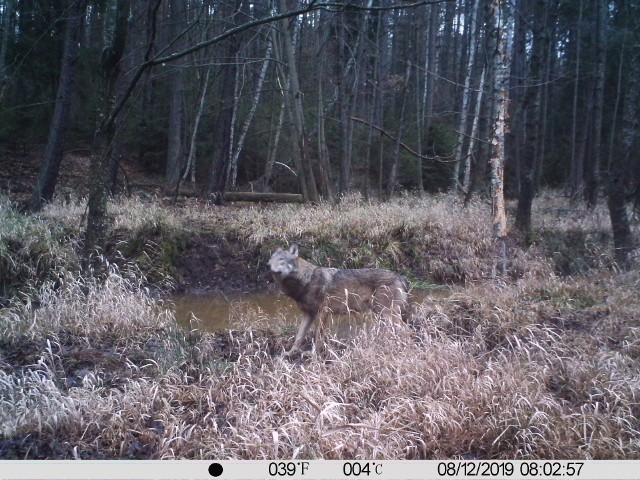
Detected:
[
  {"left": 439, "top": 0, "right": 456, "bottom": 91},
  {"left": 165, "top": 0, "right": 186, "bottom": 192},
  {"left": 570, "top": 1, "right": 584, "bottom": 197},
  {"left": 229, "top": 32, "right": 273, "bottom": 189},
  {"left": 413, "top": 10, "right": 424, "bottom": 196},
  {"left": 0, "top": 0, "right": 13, "bottom": 105},
  {"left": 515, "top": 0, "right": 549, "bottom": 233},
  {"left": 182, "top": 66, "right": 211, "bottom": 190},
  {"left": 277, "top": 0, "right": 319, "bottom": 202},
  {"left": 585, "top": 0, "right": 607, "bottom": 208},
  {"left": 463, "top": 66, "right": 485, "bottom": 193},
  {"left": 223, "top": 192, "right": 303, "bottom": 203},
  {"left": 452, "top": 0, "right": 480, "bottom": 191},
  {"left": 272, "top": 29, "right": 308, "bottom": 200},
  {"left": 264, "top": 99, "right": 285, "bottom": 189},
  {"left": 607, "top": 168, "right": 636, "bottom": 267},
  {"left": 316, "top": 45, "right": 334, "bottom": 201},
  {"left": 337, "top": 12, "right": 351, "bottom": 196},
  {"left": 206, "top": 0, "right": 243, "bottom": 202},
  {"left": 486, "top": 0, "right": 510, "bottom": 277},
  {"left": 534, "top": 1, "right": 558, "bottom": 189},
  {"left": 84, "top": 0, "right": 130, "bottom": 264},
  {"left": 505, "top": 0, "right": 527, "bottom": 197},
  {"left": 423, "top": 2, "right": 439, "bottom": 157},
  {"left": 607, "top": 20, "right": 638, "bottom": 268},
  {"left": 29, "top": 0, "right": 85, "bottom": 212},
  {"left": 387, "top": 60, "right": 411, "bottom": 199}
]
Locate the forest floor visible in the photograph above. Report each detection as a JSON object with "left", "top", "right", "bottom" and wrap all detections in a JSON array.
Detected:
[{"left": 1, "top": 147, "right": 639, "bottom": 459}]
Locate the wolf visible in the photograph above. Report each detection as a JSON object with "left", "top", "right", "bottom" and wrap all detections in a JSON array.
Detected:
[{"left": 267, "top": 244, "right": 409, "bottom": 355}]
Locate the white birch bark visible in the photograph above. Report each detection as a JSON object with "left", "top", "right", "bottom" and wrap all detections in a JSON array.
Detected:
[
  {"left": 452, "top": 0, "right": 480, "bottom": 191},
  {"left": 463, "top": 66, "right": 485, "bottom": 192},
  {"left": 487, "top": 0, "right": 511, "bottom": 276},
  {"left": 183, "top": 66, "right": 211, "bottom": 188},
  {"left": 229, "top": 32, "right": 273, "bottom": 188}
]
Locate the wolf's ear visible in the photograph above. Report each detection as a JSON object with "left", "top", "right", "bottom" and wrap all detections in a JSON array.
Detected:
[{"left": 289, "top": 244, "right": 299, "bottom": 256}]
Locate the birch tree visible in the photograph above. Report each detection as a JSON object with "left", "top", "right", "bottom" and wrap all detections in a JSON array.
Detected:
[
  {"left": 205, "top": 0, "right": 243, "bottom": 202},
  {"left": 229, "top": 29, "right": 273, "bottom": 189},
  {"left": 181, "top": 66, "right": 211, "bottom": 191},
  {"left": 452, "top": 0, "right": 480, "bottom": 191},
  {"left": 485, "top": 0, "right": 510, "bottom": 276}
]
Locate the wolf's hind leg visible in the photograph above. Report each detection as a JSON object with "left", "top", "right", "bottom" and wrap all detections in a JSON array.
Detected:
[
  {"left": 373, "top": 283, "right": 407, "bottom": 321},
  {"left": 313, "top": 309, "right": 329, "bottom": 354}
]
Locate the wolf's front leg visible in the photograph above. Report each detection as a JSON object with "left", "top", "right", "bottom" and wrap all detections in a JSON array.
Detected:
[{"left": 285, "top": 312, "right": 315, "bottom": 356}]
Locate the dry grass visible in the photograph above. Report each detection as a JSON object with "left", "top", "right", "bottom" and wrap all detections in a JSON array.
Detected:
[
  {"left": 1, "top": 191, "right": 639, "bottom": 459},
  {"left": 0, "top": 196, "right": 79, "bottom": 294}
]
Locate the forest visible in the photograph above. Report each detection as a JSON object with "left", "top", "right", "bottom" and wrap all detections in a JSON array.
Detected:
[
  {"left": 1, "top": 0, "right": 639, "bottom": 461},
  {"left": 0, "top": 0, "right": 638, "bottom": 219}
]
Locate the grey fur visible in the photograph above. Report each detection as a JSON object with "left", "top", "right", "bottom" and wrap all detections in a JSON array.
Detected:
[{"left": 268, "top": 244, "right": 408, "bottom": 355}]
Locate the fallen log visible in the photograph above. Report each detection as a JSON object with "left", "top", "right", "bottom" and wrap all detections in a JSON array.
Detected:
[{"left": 223, "top": 192, "right": 304, "bottom": 203}]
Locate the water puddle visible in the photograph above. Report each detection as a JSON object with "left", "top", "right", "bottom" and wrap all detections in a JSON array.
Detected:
[
  {"left": 171, "top": 287, "right": 448, "bottom": 336},
  {"left": 171, "top": 291, "right": 298, "bottom": 332}
]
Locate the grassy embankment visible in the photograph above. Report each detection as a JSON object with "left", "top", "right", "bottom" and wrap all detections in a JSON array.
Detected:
[{"left": 1, "top": 192, "right": 639, "bottom": 459}]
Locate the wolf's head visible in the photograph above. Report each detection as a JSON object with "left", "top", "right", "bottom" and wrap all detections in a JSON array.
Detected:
[{"left": 267, "top": 244, "right": 299, "bottom": 277}]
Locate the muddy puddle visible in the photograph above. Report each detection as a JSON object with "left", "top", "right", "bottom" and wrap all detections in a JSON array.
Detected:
[
  {"left": 171, "top": 288, "right": 447, "bottom": 337},
  {"left": 172, "top": 291, "right": 298, "bottom": 331}
]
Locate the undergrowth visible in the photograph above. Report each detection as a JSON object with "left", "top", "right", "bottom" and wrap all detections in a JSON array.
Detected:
[{"left": 1, "top": 191, "right": 639, "bottom": 459}]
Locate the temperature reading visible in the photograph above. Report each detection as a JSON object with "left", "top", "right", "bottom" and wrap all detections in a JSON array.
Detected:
[
  {"left": 342, "top": 462, "right": 383, "bottom": 476},
  {"left": 268, "top": 461, "right": 310, "bottom": 477}
]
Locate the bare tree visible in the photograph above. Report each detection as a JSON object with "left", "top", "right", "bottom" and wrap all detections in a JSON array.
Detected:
[
  {"left": 275, "top": 0, "right": 319, "bottom": 202},
  {"left": 387, "top": 60, "right": 411, "bottom": 199},
  {"left": 569, "top": 0, "right": 584, "bottom": 197},
  {"left": 0, "top": 0, "right": 13, "bottom": 105},
  {"left": 229, "top": 28, "right": 273, "bottom": 189},
  {"left": 165, "top": 0, "right": 187, "bottom": 192},
  {"left": 29, "top": 0, "right": 86, "bottom": 212},
  {"left": 486, "top": 0, "right": 510, "bottom": 276},
  {"left": 585, "top": 0, "right": 607, "bottom": 208},
  {"left": 452, "top": 0, "right": 480, "bottom": 191},
  {"left": 505, "top": 0, "right": 526, "bottom": 197},
  {"left": 205, "top": 0, "right": 243, "bottom": 202},
  {"left": 463, "top": 65, "right": 485, "bottom": 193},
  {"left": 515, "top": 0, "right": 551, "bottom": 233},
  {"left": 75, "top": 0, "right": 496, "bottom": 258},
  {"left": 84, "top": 0, "right": 131, "bottom": 264},
  {"left": 181, "top": 66, "right": 211, "bottom": 191},
  {"left": 315, "top": 10, "right": 334, "bottom": 201},
  {"left": 606, "top": 1, "right": 637, "bottom": 267}
]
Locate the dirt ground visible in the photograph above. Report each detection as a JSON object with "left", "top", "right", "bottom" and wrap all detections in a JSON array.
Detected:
[{"left": 176, "top": 233, "right": 275, "bottom": 292}]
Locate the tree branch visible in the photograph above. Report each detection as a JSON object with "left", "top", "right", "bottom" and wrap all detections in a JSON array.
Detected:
[
  {"left": 350, "top": 116, "right": 457, "bottom": 163},
  {"left": 96, "top": 0, "right": 454, "bottom": 137}
]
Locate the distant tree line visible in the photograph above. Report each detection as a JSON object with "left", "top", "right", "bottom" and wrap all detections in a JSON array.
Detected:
[{"left": 0, "top": 0, "right": 637, "bottom": 264}]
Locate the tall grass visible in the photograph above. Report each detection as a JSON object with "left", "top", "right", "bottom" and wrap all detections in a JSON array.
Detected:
[
  {"left": 1, "top": 191, "right": 639, "bottom": 459},
  {"left": 2, "top": 270, "right": 638, "bottom": 459},
  {"left": 0, "top": 196, "right": 78, "bottom": 300}
]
